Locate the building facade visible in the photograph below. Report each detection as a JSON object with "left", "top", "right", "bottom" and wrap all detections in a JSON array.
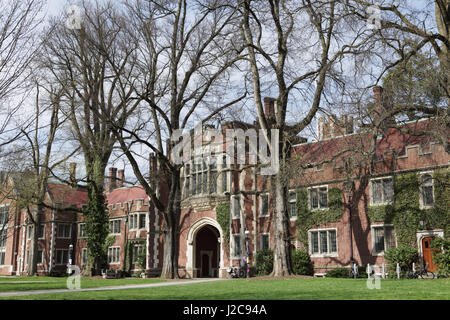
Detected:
[{"left": 0, "top": 86, "right": 448, "bottom": 277}]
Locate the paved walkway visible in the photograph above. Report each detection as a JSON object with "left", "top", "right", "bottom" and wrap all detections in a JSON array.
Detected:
[{"left": 0, "top": 278, "right": 226, "bottom": 297}]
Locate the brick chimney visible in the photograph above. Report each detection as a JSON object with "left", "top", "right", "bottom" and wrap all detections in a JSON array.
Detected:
[
  {"left": 108, "top": 167, "right": 117, "bottom": 193},
  {"left": 117, "top": 169, "right": 124, "bottom": 188},
  {"left": 264, "top": 97, "right": 276, "bottom": 119},
  {"left": 372, "top": 86, "right": 395, "bottom": 130}
]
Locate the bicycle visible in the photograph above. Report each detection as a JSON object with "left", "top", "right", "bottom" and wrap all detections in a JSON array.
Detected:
[
  {"left": 227, "top": 258, "right": 249, "bottom": 278},
  {"left": 407, "top": 262, "right": 435, "bottom": 279}
]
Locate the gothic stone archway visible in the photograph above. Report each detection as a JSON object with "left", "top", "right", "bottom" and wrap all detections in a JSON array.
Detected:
[{"left": 186, "top": 218, "right": 224, "bottom": 278}]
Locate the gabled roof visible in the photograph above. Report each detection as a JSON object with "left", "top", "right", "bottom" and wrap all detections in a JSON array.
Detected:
[
  {"left": 106, "top": 186, "right": 148, "bottom": 206},
  {"left": 47, "top": 183, "right": 87, "bottom": 208}
]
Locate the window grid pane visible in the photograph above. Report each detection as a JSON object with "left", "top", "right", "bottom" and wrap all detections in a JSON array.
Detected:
[
  {"left": 423, "top": 186, "right": 434, "bottom": 206},
  {"left": 0, "top": 229, "right": 6, "bottom": 247},
  {"left": 261, "top": 195, "right": 268, "bottom": 216},
  {"left": 383, "top": 179, "right": 393, "bottom": 203},
  {"left": 233, "top": 235, "right": 241, "bottom": 257},
  {"left": 139, "top": 214, "right": 146, "bottom": 229},
  {"left": 209, "top": 171, "right": 217, "bottom": 193},
  {"left": 319, "top": 188, "right": 328, "bottom": 208},
  {"left": 385, "top": 227, "right": 396, "bottom": 251},
  {"left": 289, "top": 202, "right": 297, "bottom": 217},
  {"left": 233, "top": 198, "right": 240, "bottom": 218},
  {"left": 261, "top": 235, "right": 269, "bottom": 250},
  {"left": 311, "top": 232, "right": 319, "bottom": 254},
  {"left": 221, "top": 170, "right": 227, "bottom": 193},
  {"left": 310, "top": 189, "right": 318, "bottom": 209},
  {"left": 329, "top": 230, "right": 337, "bottom": 253},
  {"left": 374, "top": 227, "right": 385, "bottom": 253},
  {"left": 372, "top": 180, "right": 382, "bottom": 204},
  {"left": 319, "top": 231, "right": 328, "bottom": 253}
]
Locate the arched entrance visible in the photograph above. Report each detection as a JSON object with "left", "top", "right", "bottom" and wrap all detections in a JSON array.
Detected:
[
  {"left": 195, "top": 226, "right": 219, "bottom": 277},
  {"left": 186, "top": 218, "right": 224, "bottom": 278}
]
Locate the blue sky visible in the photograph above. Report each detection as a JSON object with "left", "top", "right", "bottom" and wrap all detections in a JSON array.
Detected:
[{"left": 46, "top": 0, "right": 65, "bottom": 16}]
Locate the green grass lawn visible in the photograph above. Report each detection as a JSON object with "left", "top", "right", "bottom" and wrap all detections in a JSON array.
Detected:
[
  {"left": 1, "top": 277, "right": 449, "bottom": 300},
  {"left": 0, "top": 276, "right": 165, "bottom": 292}
]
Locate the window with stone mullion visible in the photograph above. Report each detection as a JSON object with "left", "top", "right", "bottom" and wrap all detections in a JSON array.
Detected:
[
  {"left": 209, "top": 158, "right": 218, "bottom": 194},
  {"left": 421, "top": 174, "right": 434, "bottom": 206}
]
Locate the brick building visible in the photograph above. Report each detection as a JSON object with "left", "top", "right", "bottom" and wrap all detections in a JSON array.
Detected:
[{"left": 0, "top": 86, "right": 448, "bottom": 277}]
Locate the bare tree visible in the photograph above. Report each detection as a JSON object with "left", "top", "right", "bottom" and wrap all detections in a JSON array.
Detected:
[
  {"left": 0, "top": 0, "right": 45, "bottom": 148},
  {"left": 107, "top": 0, "right": 246, "bottom": 279},
  {"left": 40, "top": 1, "right": 140, "bottom": 275},
  {"left": 346, "top": 1, "right": 449, "bottom": 152},
  {"left": 348, "top": 0, "right": 449, "bottom": 100},
  {"left": 239, "top": 0, "right": 373, "bottom": 276},
  {"left": 2, "top": 78, "right": 75, "bottom": 276}
]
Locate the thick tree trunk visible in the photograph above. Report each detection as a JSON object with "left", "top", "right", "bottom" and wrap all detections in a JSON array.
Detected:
[
  {"left": 160, "top": 223, "right": 179, "bottom": 279},
  {"left": 271, "top": 172, "right": 293, "bottom": 276},
  {"left": 27, "top": 212, "right": 39, "bottom": 276},
  {"left": 85, "top": 157, "right": 109, "bottom": 276},
  {"left": 27, "top": 204, "right": 45, "bottom": 276},
  {"left": 160, "top": 169, "right": 181, "bottom": 279}
]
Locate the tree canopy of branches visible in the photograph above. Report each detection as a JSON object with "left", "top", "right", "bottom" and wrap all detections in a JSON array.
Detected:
[
  {"left": 239, "top": 0, "right": 377, "bottom": 276},
  {"left": 108, "top": 0, "right": 246, "bottom": 278},
  {"left": 41, "top": 1, "right": 140, "bottom": 275},
  {"left": 0, "top": 0, "right": 45, "bottom": 149}
]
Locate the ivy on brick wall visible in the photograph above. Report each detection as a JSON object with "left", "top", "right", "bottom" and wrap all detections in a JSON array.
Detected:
[
  {"left": 367, "top": 170, "right": 449, "bottom": 246},
  {"left": 431, "top": 170, "right": 450, "bottom": 238},
  {"left": 367, "top": 205, "right": 394, "bottom": 223},
  {"left": 296, "top": 187, "right": 344, "bottom": 249},
  {"left": 124, "top": 241, "right": 132, "bottom": 273},
  {"left": 216, "top": 203, "right": 230, "bottom": 255}
]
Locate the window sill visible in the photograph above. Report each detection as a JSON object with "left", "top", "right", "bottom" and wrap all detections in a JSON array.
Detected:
[
  {"left": 310, "top": 253, "right": 338, "bottom": 258},
  {"left": 369, "top": 203, "right": 392, "bottom": 207},
  {"left": 310, "top": 208, "right": 329, "bottom": 212},
  {"left": 371, "top": 252, "right": 385, "bottom": 257}
]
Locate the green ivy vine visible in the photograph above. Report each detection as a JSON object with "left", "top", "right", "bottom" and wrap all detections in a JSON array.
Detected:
[
  {"left": 367, "top": 170, "right": 449, "bottom": 246},
  {"left": 296, "top": 187, "right": 344, "bottom": 249},
  {"left": 124, "top": 241, "right": 131, "bottom": 273},
  {"left": 216, "top": 203, "right": 230, "bottom": 256}
]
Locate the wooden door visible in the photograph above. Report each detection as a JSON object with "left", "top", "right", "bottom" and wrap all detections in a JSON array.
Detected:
[{"left": 422, "top": 237, "right": 437, "bottom": 272}]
